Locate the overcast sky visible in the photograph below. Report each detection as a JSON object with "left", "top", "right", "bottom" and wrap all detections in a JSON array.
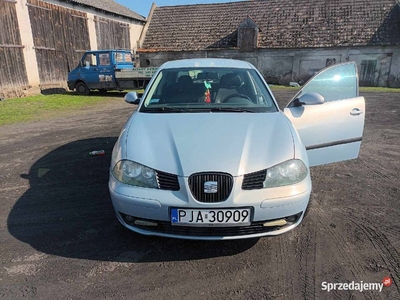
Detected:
[{"left": 115, "top": 0, "right": 243, "bottom": 17}]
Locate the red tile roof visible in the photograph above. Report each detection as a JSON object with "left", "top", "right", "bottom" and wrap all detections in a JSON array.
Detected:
[{"left": 140, "top": 0, "right": 400, "bottom": 51}]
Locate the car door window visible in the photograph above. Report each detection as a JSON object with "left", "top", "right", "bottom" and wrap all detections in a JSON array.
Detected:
[
  {"left": 83, "top": 53, "right": 97, "bottom": 67},
  {"left": 99, "top": 53, "right": 110, "bottom": 66},
  {"left": 294, "top": 62, "right": 358, "bottom": 102}
]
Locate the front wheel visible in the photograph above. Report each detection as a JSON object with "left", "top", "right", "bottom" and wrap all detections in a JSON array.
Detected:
[{"left": 75, "top": 82, "right": 90, "bottom": 95}]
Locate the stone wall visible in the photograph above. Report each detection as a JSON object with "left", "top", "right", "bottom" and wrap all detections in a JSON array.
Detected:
[{"left": 139, "top": 47, "right": 400, "bottom": 87}]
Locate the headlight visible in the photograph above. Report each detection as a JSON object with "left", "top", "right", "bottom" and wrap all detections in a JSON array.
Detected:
[
  {"left": 112, "top": 160, "right": 158, "bottom": 189},
  {"left": 263, "top": 159, "right": 308, "bottom": 188}
]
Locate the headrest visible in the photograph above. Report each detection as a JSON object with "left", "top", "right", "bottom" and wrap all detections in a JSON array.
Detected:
[
  {"left": 220, "top": 74, "right": 241, "bottom": 88},
  {"left": 177, "top": 75, "right": 192, "bottom": 86},
  {"left": 229, "top": 75, "right": 242, "bottom": 88},
  {"left": 219, "top": 74, "right": 235, "bottom": 87}
]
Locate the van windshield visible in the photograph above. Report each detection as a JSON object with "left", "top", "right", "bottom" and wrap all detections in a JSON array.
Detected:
[{"left": 140, "top": 67, "right": 278, "bottom": 113}]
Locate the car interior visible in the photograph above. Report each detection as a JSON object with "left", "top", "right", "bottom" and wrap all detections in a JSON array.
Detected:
[
  {"left": 158, "top": 70, "right": 256, "bottom": 104},
  {"left": 141, "top": 67, "right": 276, "bottom": 110}
]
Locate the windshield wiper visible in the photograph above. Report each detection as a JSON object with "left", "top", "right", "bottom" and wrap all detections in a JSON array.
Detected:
[
  {"left": 209, "top": 107, "right": 256, "bottom": 113},
  {"left": 142, "top": 107, "right": 186, "bottom": 113},
  {"left": 142, "top": 107, "right": 259, "bottom": 113}
]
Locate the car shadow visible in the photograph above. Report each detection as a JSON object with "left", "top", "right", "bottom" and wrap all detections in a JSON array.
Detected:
[{"left": 8, "top": 138, "right": 258, "bottom": 263}]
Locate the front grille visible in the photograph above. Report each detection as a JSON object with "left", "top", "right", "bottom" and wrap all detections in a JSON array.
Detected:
[
  {"left": 122, "top": 212, "right": 303, "bottom": 237},
  {"left": 188, "top": 172, "right": 233, "bottom": 203},
  {"left": 242, "top": 169, "right": 266, "bottom": 190},
  {"left": 157, "top": 171, "right": 180, "bottom": 191},
  {"left": 145, "top": 221, "right": 279, "bottom": 236}
]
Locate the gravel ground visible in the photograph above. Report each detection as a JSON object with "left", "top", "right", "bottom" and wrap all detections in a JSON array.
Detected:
[{"left": 0, "top": 90, "right": 399, "bottom": 300}]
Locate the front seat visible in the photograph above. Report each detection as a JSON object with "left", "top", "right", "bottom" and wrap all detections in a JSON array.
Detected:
[
  {"left": 215, "top": 74, "right": 242, "bottom": 103},
  {"left": 175, "top": 75, "right": 195, "bottom": 103}
]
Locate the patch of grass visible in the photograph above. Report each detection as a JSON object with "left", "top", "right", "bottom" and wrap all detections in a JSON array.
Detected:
[
  {"left": 359, "top": 87, "right": 400, "bottom": 93},
  {"left": 269, "top": 84, "right": 400, "bottom": 93},
  {"left": 270, "top": 85, "right": 400, "bottom": 92},
  {"left": 0, "top": 93, "right": 116, "bottom": 126}
]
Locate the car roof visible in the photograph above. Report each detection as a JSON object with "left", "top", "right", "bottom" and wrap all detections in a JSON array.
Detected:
[{"left": 160, "top": 58, "right": 255, "bottom": 70}]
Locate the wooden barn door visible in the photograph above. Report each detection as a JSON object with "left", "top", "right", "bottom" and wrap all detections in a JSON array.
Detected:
[
  {"left": 94, "top": 16, "right": 131, "bottom": 50},
  {"left": 27, "top": 0, "right": 90, "bottom": 88},
  {"left": 0, "top": 0, "right": 29, "bottom": 97}
]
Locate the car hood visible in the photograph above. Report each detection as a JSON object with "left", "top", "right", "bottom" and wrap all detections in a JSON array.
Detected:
[{"left": 125, "top": 112, "right": 294, "bottom": 177}]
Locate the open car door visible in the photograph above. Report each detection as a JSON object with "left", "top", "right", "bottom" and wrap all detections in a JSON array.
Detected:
[{"left": 284, "top": 62, "right": 365, "bottom": 167}]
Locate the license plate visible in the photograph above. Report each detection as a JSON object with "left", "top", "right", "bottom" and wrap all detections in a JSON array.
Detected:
[{"left": 171, "top": 208, "right": 251, "bottom": 226}]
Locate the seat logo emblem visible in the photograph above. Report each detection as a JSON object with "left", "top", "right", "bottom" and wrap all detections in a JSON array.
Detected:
[{"left": 204, "top": 181, "right": 218, "bottom": 193}]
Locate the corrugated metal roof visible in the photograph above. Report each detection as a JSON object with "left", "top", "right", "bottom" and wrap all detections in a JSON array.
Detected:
[
  {"left": 140, "top": 0, "right": 400, "bottom": 51},
  {"left": 65, "top": 0, "right": 146, "bottom": 21}
]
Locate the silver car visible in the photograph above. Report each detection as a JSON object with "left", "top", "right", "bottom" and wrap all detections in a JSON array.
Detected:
[{"left": 109, "top": 59, "right": 365, "bottom": 240}]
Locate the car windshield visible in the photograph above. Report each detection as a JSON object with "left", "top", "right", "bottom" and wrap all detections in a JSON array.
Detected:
[{"left": 139, "top": 67, "right": 278, "bottom": 113}]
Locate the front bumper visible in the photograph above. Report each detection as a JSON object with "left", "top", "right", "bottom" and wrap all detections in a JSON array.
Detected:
[
  {"left": 67, "top": 80, "right": 75, "bottom": 91},
  {"left": 109, "top": 172, "right": 312, "bottom": 240}
]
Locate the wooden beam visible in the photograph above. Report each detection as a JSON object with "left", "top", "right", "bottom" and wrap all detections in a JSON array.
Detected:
[
  {"left": 26, "top": 3, "right": 51, "bottom": 11},
  {"left": 0, "top": 44, "right": 25, "bottom": 48}
]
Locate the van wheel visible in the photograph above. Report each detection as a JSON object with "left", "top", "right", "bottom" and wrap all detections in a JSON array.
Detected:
[{"left": 75, "top": 82, "right": 90, "bottom": 95}]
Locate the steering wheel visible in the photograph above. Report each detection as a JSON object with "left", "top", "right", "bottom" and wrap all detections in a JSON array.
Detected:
[{"left": 222, "top": 93, "right": 252, "bottom": 103}]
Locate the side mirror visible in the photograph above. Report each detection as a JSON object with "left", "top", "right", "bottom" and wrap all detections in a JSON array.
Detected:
[
  {"left": 124, "top": 91, "right": 140, "bottom": 105},
  {"left": 294, "top": 92, "right": 324, "bottom": 106}
]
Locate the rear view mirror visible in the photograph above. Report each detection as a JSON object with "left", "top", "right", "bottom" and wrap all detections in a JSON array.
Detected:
[
  {"left": 124, "top": 91, "right": 140, "bottom": 105},
  {"left": 294, "top": 92, "right": 324, "bottom": 106}
]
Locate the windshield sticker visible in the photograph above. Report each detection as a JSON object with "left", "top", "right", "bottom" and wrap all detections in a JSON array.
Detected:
[
  {"left": 149, "top": 99, "right": 160, "bottom": 104},
  {"left": 99, "top": 75, "right": 113, "bottom": 82}
]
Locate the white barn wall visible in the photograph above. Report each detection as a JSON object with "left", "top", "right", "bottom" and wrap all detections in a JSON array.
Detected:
[
  {"left": 15, "top": 0, "right": 40, "bottom": 87},
  {"left": 139, "top": 47, "right": 400, "bottom": 87},
  {"left": 86, "top": 12, "right": 97, "bottom": 51}
]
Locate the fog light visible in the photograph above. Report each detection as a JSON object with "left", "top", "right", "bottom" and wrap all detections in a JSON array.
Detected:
[
  {"left": 263, "top": 219, "right": 287, "bottom": 227},
  {"left": 286, "top": 212, "right": 302, "bottom": 223},
  {"left": 124, "top": 215, "right": 134, "bottom": 222},
  {"left": 134, "top": 220, "right": 158, "bottom": 227}
]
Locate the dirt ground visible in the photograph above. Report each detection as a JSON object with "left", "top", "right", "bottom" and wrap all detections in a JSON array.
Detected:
[{"left": 0, "top": 90, "right": 399, "bottom": 300}]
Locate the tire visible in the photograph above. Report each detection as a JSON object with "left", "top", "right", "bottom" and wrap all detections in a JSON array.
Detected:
[{"left": 75, "top": 82, "right": 90, "bottom": 95}]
